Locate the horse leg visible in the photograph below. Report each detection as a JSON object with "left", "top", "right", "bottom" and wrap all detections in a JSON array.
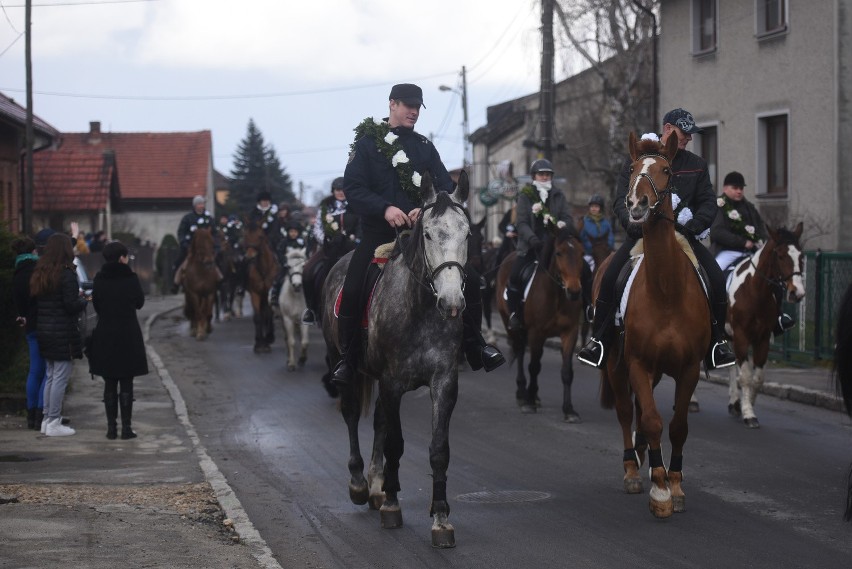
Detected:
[
  {"left": 609, "top": 364, "right": 642, "bottom": 494},
  {"left": 514, "top": 333, "right": 529, "bottom": 407},
  {"left": 728, "top": 363, "right": 743, "bottom": 417},
  {"left": 283, "top": 317, "right": 295, "bottom": 371},
  {"left": 630, "top": 365, "right": 670, "bottom": 518},
  {"left": 738, "top": 358, "right": 759, "bottom": 428},
  {"left": 340, "top": 383, "right": 368, "bottom": 505},
  {"left": 747, "top": 341, "right": 771, "bottom": 427},
  {"left": 298, "top": 322, "right": 309, "bottom": 366},
  {"left": 560, "top": 331, "right": 580, "bottom": 423},
  {"left": 668, "top": 363, "right": 701, "bottom": 513},
  {"left": 429, "top": 374, "right": 458, "bottom": 549},
  {"left": 379, "top": 387, "right": 405, "bottom": 531},
  {"left": 367, "top": 395, "right": 387, "bottom": 510},
  {"left": 521, "top": 339, "right": 543, "bottom": 414}
]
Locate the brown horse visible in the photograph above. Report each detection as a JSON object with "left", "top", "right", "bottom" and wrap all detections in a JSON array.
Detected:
[
  {"left": 726, "top": 222, "right": 805, "bottom": 428},
  {"left": 598, "top": 132, "right": 710, "bottom": 519},
  {"left": 242, "top": 222, "right": 279, "bottom": 353},
  {"left": 183, "top": 227, "right": 218, "bottom": 340},
  {"left": 496, "top": 227, "right": 585, "bottom": 422}
]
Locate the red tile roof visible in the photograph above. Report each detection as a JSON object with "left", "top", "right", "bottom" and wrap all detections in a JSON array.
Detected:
[{"left": 32, "top": 149, "right": 116, "bottom": 212}]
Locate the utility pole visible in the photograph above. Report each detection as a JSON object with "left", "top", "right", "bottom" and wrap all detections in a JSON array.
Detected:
[
  {"left": 539, "top": 0, "right": 554, "bottom": 160},
  {"left": 23, "top": 0, "right": 34, "bottom": 234},
  {"left": 633, "top": 0, "right": 658, "bottom": 129},
  {"left": 461, "top": 66, "right": 470, "bottom": 169}
]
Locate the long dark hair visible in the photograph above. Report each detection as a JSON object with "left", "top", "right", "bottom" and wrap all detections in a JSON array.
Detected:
[{"left": 30, "top": 233, "right": 75, "bottom": 297}]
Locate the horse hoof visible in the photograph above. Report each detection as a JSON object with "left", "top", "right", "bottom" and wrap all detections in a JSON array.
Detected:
[
  {"left": 688, "top": 401, "right": 700, "bottom": 413},
  {"left": 672, "top": 495, "right": 686, "bottom": 513},
  {"left": 298, "top": 356, "right": 307, "bottom": 367},
  {"left": 431, "top": 526, "right": 456, "bottom": 549},
  {"left": 368, "top": 492, "right": 385, "bottom": 510},
  {"left": 624, "top": 477, "right": 643, "bottom": 494},
  {"left": 287, "top": 364, "right": 296, "bottom": 372},
  {"left": 649, "top": 497, "right": 673, "bottom": 519},
  {"left": 743, "top": 417, "right": 760, "bottom": 429},
  {"left": 520, "top": 404, "right": 537, "bottom": 414},
  {"left": 728, "top": 400, "right": 742, "bottom": 417},
  {"left": 563, "top": 412, "right": 582, "bottom": 424},
  {"left": 380, "top": 504, "right": 403, "bottom": 529},
  {"left": 349, "top": 483, "right": 368, "bottom": 506}
]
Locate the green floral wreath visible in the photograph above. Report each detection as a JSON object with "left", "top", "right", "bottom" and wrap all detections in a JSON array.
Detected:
[
  {"left": 716, "top": 195, "right": 757, "bottom": 241},
  {"left": 352, "top": 117, "right": 423, "bottom": 206},
  {"left": 520, "top": 184, "right": 566, "bottom": 235}
]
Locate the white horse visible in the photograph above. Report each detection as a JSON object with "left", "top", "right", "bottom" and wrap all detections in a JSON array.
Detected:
[{"left": 277, "top": 246, "right": 309, "bottom": 371}]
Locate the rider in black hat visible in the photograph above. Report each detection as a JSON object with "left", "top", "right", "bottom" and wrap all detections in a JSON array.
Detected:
[{"left": 247, "top": 190, "right": 278, "bottom": 234}]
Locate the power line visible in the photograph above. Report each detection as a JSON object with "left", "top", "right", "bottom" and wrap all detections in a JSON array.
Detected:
[{"left": 3, "top": 0, "right": 159, "bottom": 7}]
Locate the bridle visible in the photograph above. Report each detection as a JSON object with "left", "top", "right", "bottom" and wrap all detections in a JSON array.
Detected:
[
  {"left": 399, "top": 200, "right": 469, "bottom": 298},
  {"left": 749, "top": 241, "right": 803, "bottom": 303},
  {"left": 628, "top": 152, "right": 676, "bottom": 218}
]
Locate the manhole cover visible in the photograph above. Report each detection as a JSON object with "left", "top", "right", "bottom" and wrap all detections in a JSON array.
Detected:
[{"left": 456, "top": 490, "right": 551, "bottom": 504}]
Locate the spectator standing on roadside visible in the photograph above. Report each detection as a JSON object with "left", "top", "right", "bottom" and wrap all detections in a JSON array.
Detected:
[
  {"left": 12, "top": 235, "right": 44, "bottom": 430},
  {"left": 30, "top": 233, "right": 88, "bottom": 437},
  {"left": 88, "top": 241, "right": 149, "bottom": 440}
]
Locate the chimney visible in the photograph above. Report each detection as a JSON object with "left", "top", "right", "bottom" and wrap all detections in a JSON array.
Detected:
[{"left": 88, "top": 121, "right": 102, "bottom": 145}]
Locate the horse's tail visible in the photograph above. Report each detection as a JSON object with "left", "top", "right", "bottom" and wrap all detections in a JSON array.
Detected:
[
  {"left": 358, "top": 368, "right": 374, "bottom": 418},
  {"left": 833, "top": 282, "right": 852, "bottom": 416},
  {"left": 599, "top": 372, "right": 615, "bottom": 409}
]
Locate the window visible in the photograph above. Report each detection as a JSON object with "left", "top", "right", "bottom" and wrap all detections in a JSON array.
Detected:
[
  {"left": 694, "top": 126, "right": 719, "bottom": 192},
  {"left": 756, "top": 0, "right": 787, "bottom": 37},
  {"left": 692, "top": 0, "right": 717, "bottom": 54},
  {"left": 757, "top": 114, "right": 788, "bottom": 197}
]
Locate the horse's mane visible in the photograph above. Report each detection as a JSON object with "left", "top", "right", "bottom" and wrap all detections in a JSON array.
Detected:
[{"left": 635, "top": 138, "right": 664, "bottom": 157}]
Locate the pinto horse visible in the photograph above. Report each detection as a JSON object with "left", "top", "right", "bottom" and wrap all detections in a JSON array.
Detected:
[
  {"left": 183, "top": 227, "right": 218, "bottom": 340},
  {"left": 598, "top": 132, "right": 710, "bottom": 518},
  {"left": 321, "top": 172, "right": 470, "bottom": 548},
  {"left": 725, "top": 222, "right": 805, "bottom": 428},
  {"left": 496, "top": 227, "right": 585, "bottom": 422},
  {"left": 242, "top": 222, "right": 279, "bottom": 353}
]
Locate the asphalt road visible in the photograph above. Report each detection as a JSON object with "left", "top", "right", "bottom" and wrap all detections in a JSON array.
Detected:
[{"left": 150, "top": 308, "right": 852, "bottom": 569}]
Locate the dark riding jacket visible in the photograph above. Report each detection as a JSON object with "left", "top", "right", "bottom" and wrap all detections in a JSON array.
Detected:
[
  {"left": 344, "top": 122, "right": 453, "bottom": 236},
  {"left": 515, "top": 184, "right": 573, "bottom": 256},
  {"left": 709, "top": 197, "right": 768, "bottom": 255},
  {"left": 613, "top": 147, "right": 717, "bottom": 236},
  {"left": 178, "top": 210, "right": 216, "bottom": 249}
]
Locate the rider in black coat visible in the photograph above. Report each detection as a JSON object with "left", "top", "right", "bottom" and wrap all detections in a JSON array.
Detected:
[{"left": 578, "top": 109, "right": 736, "bottom": 371}]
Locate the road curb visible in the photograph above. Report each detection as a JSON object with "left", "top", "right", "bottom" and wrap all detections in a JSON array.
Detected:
[{"left": 144, "top": 301, "right": 284, "bottom": 569}]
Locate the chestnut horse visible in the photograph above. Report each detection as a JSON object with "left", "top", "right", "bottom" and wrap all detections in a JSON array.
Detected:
[
  {"left": 242, "top": 222, "right": 279, "bottom": 353},
  {"left": 183, "top": 227, "right": 218, "bottom": 340},
  {"left": 598, "top": 132, "right": 710, "bottom": 518},
  {"left": 496, "top": 227, "right": 585, "bottom": 422},
  {"left": 725, "top": 222, "right": 805, "bottom": 428}
]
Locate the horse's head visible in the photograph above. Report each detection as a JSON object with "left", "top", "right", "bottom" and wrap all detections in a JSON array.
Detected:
[
  {"left": 767, "top": 221, "right": 805, "bottom": 303},
  {"left": 406, "top": 170, "right": 471, "bottom": 319},
  {"left": 547, "top": 226, "right": 584, "bottom": 299},
  {"left": 242, "top": 221, "right": 267, "bottom": 260},
  {"left": 625, "top": 132, "right": 679, "bottom": 228},
  {"left": 190, "top": 227, "right": 215, "bottom": 263},
  {"left": 286, "top": 247, "right": 307, "bottom": 292}
]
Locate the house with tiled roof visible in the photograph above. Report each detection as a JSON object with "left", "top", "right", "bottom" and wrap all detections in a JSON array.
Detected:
[
  {"left": 32, "top": 121, "right": 215, "bottom": 248},
  {"left": 0, "top": 91, "right": 60, "bottom": 234}
]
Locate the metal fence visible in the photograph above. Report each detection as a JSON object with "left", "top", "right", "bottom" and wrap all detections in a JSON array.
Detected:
[{"left": 770, "top": 251, "right": 852, "bottom": 366}]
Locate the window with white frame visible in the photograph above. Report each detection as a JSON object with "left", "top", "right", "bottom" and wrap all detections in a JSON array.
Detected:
[
  {"left": 756, "top": 0, "right": 787, "bottom": 37},
  {"left": 757, "top": 113, "right": 788, "bottom": 197},
  {"left": 692, "top": 0, "right": 717, "bottom": 55},
  {"left": 694, "top": 126, "right": 719, "bottom": 192}
]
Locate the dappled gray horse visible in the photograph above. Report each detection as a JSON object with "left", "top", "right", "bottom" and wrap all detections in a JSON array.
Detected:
[{"left": 321, "top": 172, "right": 470, "bottom": 548}]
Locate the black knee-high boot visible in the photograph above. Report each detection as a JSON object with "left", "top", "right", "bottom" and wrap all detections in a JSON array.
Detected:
[
  {"left": 105, "top": 394, "right": 118, "bottom": 440},
  {"left": 706, "top": 301, "right": 736, "bottom": 369},
  {"left": 331, "top": 315, "right": 360, "bottom": 387},
  {"left": 577, "top": 299, "right": 616, "bottom": 368},
  {"left": 462, "top": 300, "right": 505, "bottom": 372},
  {"left": 119, "top": 392, "right": 137, "bottom": 440},
  {"left": 506, "top": 285, "right": 524, "bottom": 330}
]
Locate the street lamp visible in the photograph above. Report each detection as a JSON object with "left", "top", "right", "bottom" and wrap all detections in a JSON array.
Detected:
[{"left": 439, "top": 66, "right": 470, "bottom": 169}]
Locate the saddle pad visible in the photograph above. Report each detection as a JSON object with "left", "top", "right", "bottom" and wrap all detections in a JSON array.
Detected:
[{"left": 333, "top": 257, "right": 387, "bottom": 328}]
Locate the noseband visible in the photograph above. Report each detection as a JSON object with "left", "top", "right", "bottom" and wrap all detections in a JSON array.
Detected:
[{"left": 629, "top": 153, "right": 675, "bottom": 215}]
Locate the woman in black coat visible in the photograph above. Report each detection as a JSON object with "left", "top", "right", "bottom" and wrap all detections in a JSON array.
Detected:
[
  {"left": 30, "top": 233, "right": 88, "bottom": 437},
  {"left": 12, "top": 236, "right": 45, "bottom": 429},
  {"left": 88, "top": 241, "right": 149, "bottom": 440}
]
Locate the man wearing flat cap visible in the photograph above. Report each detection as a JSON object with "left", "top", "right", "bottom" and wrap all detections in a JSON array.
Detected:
[
  {"left": 330, "top": 82, "right": 505, "bottom": 388},
  {"left": 579, "top": 107, "right": 737, "bottom": 371}
]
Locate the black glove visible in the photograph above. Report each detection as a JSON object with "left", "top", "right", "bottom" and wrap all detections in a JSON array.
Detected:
[
  {"left": 626, "top": 224, "right": 644, "bottom": 239},
  {"left": 678, "top": 219, "right": 703, "bottom": 238},
  {"left": 528, "top": 235, "right": 543, "bottom": 250}
]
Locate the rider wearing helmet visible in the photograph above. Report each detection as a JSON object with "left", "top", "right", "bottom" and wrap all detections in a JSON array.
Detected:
[{"left": 505, "top": 159, "right": 575, "bottom": 331}]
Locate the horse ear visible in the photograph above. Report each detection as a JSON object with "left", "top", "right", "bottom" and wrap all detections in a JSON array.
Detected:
[
  {"left": 793, "top": 221, "right": 803, "bottom": 240},
  {"left": 421, "top": 172, "right": 436, "bottom": 204},
  {"left": 452, "top": 170, "right": 470, "bottom": 204},
  {"left": 628, "top": 132, "right": 639, "bottom": 161},
  {"left": 767, "top": 225, "right": 779, "bottom": 243},
  {"left": 662, "top": 130, "right": 678, "bottom": 160}
]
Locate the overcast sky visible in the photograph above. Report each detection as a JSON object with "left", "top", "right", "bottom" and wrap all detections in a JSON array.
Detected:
[{"left": 0, "top": 0, "right": 567, "bottom": 205}]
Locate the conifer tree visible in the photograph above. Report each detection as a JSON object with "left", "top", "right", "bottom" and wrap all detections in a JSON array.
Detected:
[{"left": 227, "top": 119, "right": 294, "bottom": 214}]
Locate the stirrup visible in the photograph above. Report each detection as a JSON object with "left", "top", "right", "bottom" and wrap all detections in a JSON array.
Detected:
[
  {"left": 707, "top": 341, "right": 736, "bottom": 370},
  {"left": 584, "top": 304, "right": 595, "bottom": 323},
  {"left": 508, "top": 312, "right": 524, "bottom": 331},
  {"left": 577, "top": 338, "right": 606, "bottom": 368},
  {"left": 301, "top": 308, "right": 317, "bottom": 325},
  {"left": 776, "top": 313, "right": 795, "bottom": 333}
]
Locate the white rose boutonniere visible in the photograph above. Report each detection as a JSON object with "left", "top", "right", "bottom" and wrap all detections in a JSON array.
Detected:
[
  {"left": 531, "top": 202, "right": 543, "bottom": 214},
  {"left": 412, "top": 172, "right": 422, "bottom": 187},
  {"left": 391, "top": 150, "right": 409, "bottom": 168},
  {"left": 717, "top": 197, "right": 726, "bottom": 207},
  {"left": 745, "top": 225, "right": 755, "bottom": 235},
  {"left": 556, "top": 220, "right": 566, "bottom": 229},
  {"left": 728, "top": 209, "right": 741, "bottom": 221},
  {"left": 384, "top": 132, "right": 398, "bottom": 145}
]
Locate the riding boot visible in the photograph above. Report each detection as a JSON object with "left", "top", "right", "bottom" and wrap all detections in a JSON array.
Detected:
[
  {"left": 581, "top": 261, "right": 594, "bottom": 323},
  {"left": 577, "top": 299, "right": 616, "bottom": 369},
  {"left": 706, "top": 301, "right": 736, "bottom": 370},
  {"left": 118, "top": 392, "right": 137, "bottom": 440},
  {"left": 462, "top": 300, "right": 505, "bottom": 372},
  {"left": 104, "top": 394, "right": 118, "bottom": 440},
  {"left": 506, "top": 285, "right": 524, "bottom": 331},
  {"left": 331, "top": 315, "right": 360, "bottom": 388},
  {"left": 774, "top": 312, "right": 795, "bottom": 335}
]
